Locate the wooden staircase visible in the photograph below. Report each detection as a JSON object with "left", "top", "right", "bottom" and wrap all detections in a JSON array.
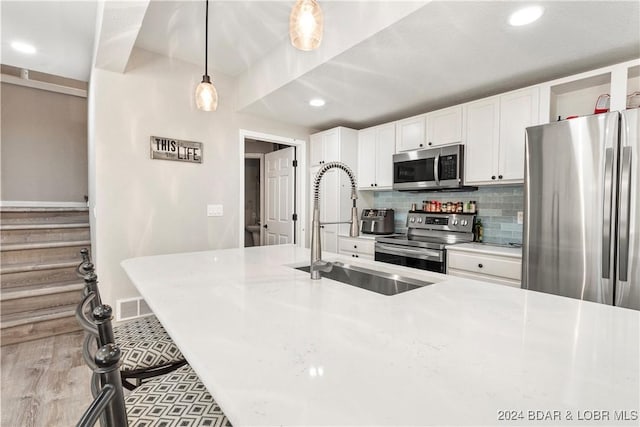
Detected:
[{"left": 1, "top": 207, "right": 90, "bottom": 345}]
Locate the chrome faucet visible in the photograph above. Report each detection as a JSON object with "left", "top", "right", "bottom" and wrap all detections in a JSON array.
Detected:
[{"left": 311, "top": 161, "right": 359, "bottom": 280}]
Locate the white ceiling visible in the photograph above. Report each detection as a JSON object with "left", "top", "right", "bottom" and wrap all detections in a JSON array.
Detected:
[
  {"left": 135, "top": 1, "right": 292, "bottom": 77},
  {"left": 0, "top": 1, "right": 97, "bottom": 82},
  {"left": 240, "top": 0, "right": 640, "bottom": 129},
  {"left": 1, "top": 1, "right": 639, "bottom": 130}
]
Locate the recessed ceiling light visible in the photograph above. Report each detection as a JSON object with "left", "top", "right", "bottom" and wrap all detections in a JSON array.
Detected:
[
  {"left": 309, "top": 98, "right": 326, "bottom": 107},
  {"left": 509, "top": 6, "right": 544, "bottom": 26},
  {"left": 11, "top": 41, "right": 36, "bottom": 55}
]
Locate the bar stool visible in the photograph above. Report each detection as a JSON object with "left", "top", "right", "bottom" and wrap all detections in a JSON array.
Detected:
[
  {"left": 77, "top": 249, "right": 186, "bottom": 389},
  {"left": 76, "top": 293, "right": 231, "bottom": 427}
]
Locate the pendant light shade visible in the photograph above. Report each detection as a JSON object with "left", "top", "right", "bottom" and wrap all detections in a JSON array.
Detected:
[
  {"left": 195, "top": 76, "right": 218, "bottom": 111},
  {"left": 289, "top": 0, "right": 323, "bottom": 51},
  {"left": 196, "top": 0, "right": 217, "bottom": 111}
]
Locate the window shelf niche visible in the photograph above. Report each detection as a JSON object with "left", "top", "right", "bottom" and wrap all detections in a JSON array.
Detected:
[
  {"left": 626, "top": 65, "right": 640, "bottom": 109},
  {"left": 549, "top": 72, "right": 611, "bottom": 122}
]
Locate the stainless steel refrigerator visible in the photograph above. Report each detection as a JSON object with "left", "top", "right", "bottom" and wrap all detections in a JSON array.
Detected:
[{"left": 523, "top": 109, "right": 639, "bottom": 310}]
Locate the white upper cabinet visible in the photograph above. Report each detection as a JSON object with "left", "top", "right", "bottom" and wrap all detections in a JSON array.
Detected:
[
  {"left": 395, "top": 114, "right": 426, "bottom": 152},
  {"left": 310, "top": 128, "right": 339, "bottom": 166},
  {"left": 396, "top": 106, "right": 462, "bottom": 152},
  {"left": 358, "top": 123, "right": 395, "bottom": 190},
  {"left": 425, "top": 105, "right": 463, "bottom": 147},
  {"left": 465, "top": 87, "right": 539, "bottom": 185},
  {"left": 498, "top": 88, "right": 540, "bottom": 181},
  {"left": 464, "top": 97, "right": 500, "bottom": 184}
]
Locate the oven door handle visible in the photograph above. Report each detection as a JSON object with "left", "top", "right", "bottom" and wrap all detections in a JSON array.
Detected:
[{"left": 375, "top": 243, "right": 442, "bottom": 261}]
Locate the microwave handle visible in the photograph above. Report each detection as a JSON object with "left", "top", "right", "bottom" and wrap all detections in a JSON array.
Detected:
[{"left": 433, "top": 152, "right": 440, "bottom": 185}]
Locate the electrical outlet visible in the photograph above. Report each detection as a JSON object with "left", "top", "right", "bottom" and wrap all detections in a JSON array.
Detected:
[
  {"left": 517, "top": 211, "right": 524, "bottom": 225},
  {"left": 207, "top": 204, "right": 223, "bottom": 217}
]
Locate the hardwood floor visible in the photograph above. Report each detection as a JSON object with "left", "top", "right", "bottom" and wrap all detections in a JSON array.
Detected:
[{"left": 1, "top": 331, "right": 92, "bottom": 427}]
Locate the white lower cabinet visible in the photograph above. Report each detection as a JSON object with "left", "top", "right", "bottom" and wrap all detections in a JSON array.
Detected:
[
  {"left": 447, "top": 245, "right": 522, "bottom": 287},
  {"left": 338, "top": 236, "right": 375, "bottom": 260}
]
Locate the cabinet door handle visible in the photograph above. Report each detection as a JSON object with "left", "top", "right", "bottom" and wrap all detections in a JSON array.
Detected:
[
  {"left": 374, "top": 183, "right": 377, "bottom": 187},
  {"left": 419, "top": 143, "right": 424, "bottom": 147},
  {"left": 355, "top": 254, "right": 359, "bottom": 258},
  {"left": 478, "top": 263, "right": 483, "bottom": 268},
  {"left": 491, "top": 176, "right": 496, "bottom": 180},
  {"left": 353, "top": 245, "right": 357, "bottom": 248},
  {"left": 371, "top": 184, "right": 374, "bottom": 187},
  {"left": 498, "top": 175, "right": 503, "bottom": 179},
  {"left": 428, "top": 142, "right": 433, "bottom": 146}
]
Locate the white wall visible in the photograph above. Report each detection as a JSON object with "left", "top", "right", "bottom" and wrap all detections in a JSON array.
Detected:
[
  {"left": 1, "top": 82, "right": 88, "bottom": 202},
  {"left": 89, "top": 49, "right": 312, "bottom": 308}
]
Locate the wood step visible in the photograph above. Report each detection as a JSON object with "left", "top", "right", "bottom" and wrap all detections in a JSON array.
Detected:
[
  {"left": 0, "top": 259, "right": 80, "bottom": 275},
  {"left": 1, "top": 305, "right": 81, "bottom": 346},
  {"left": 2, "top": 260, "right": 84, "bottom": 290},
  {"left": 1, "top": 281, "right": 84, "bottom": 315},
  {"left": 0, "top": 223, "right": 90, "bottom": 244},
  {"left": 1, "top": 241, "right": 91, "bottom": 266},
  {"left": 0, "top": 208, "right": 88, "bottom": 225},
  {"left": 1, "top": 304, "right": 78, "bottom": 328}
]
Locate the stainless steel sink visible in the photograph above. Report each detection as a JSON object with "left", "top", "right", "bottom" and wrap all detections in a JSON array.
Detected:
[{"left": 295, "top": 262, "right": 433, "bottom": 296}]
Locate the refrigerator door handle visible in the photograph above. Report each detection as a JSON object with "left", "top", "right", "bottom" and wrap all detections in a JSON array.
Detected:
[
  {"left": 602, "top": 147, "right": 614, "bottom": 279},
  {"left": 618, "top": 146, "right": 632, "bottom": 282}
]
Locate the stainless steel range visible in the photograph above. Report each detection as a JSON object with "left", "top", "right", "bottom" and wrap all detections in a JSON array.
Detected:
[{"left": 375, "top": 212, "right": 476, "bottom": 273}]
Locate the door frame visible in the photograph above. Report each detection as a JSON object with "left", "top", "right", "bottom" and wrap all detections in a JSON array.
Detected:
[
  {"left": 244, "top": 153, "right": 265, "bottom": 246},
  {"left": 238, "top": 129, "right": 306, "bottom": 248}
]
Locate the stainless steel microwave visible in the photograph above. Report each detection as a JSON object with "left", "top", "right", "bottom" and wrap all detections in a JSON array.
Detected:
[{"left": 392, "top": 144, "right": 466, "bottom": 191}]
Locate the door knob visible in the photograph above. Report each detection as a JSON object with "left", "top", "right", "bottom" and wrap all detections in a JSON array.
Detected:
[
  {"left": 478, "top": 263, "right": 483, "bottom": 268},
  {"left": 263, "top": 224, "right": 268, "bottom": 229}
]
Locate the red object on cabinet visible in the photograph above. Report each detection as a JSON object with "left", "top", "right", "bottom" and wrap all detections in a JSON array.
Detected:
[{"left": 594, "top": 94, "right": 610, "bottom": 114}]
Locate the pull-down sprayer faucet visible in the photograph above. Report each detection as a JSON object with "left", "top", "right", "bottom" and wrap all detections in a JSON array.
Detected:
[{"left": 310, "top": 162, "right": 359, "bottom": 280}]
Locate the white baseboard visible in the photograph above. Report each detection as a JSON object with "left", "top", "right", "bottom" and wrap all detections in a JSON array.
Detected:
[{"left": 0, "top": 201, "right": 88, "bottom": 208}]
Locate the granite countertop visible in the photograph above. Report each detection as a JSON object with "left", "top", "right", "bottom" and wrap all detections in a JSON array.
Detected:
[
  {"left": 122, "top": 245, "right": 638, "bottom": 426},
  {"left": 446, "top": 242, "right": 523, "bottom": 258}
]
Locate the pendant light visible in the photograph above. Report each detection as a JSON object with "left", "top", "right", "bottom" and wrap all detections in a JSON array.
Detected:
[
  {"left": 289, "top": 0, "right": 323, "bottom": 51},
  {"left": 195, "top": 0, "right": 218, "bottom": 111}
]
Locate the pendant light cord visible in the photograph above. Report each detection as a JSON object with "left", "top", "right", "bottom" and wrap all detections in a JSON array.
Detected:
[{"left": 204, "top": 0, "right": 209, "bottom": 77}]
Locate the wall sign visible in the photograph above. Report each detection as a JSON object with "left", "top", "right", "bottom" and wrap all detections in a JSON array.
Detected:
[{"left": 150, "top": 136, "right": 203, "bottom": 163}]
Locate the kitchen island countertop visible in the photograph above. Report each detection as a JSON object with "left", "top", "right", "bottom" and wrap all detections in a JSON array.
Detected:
[{"left": 122, "top": 245, "right": 639, "bottom": 426}]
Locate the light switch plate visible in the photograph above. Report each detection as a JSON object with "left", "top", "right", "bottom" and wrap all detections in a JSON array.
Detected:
[
  {"left": 517, "top": 211, "right": 523, "bottom": 225},
  {"left": 207, "top": 204, "right": 223, "bottom": 217}
]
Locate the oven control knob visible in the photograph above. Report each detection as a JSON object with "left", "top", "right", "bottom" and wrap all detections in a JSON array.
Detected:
[
  {"left": 461, "top": 220, "right": 468, "bottom": 226},
  {"left": 410, "top": 217, "right": 416, "bottom": 223},
  {"left": 452, "top": 220, "right": 459, "bottom": 225},
  {"left": 417, "top": 218, "right": 423, "bottom": 223}
]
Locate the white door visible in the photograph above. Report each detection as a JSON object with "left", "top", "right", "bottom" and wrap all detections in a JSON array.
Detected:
[
  {"left": 464, "top": 97, "right": 500, "bottom": 184},
  {"left": 265, "top": 147, "right": 295, "bottom": 245},
  {"left": 376, "top": 123, "right": 396, "bottom": 188},
  {"left": 426, "top": 105, "right": 462, "bottom": 147},
  {"left": 396, "top": 114, "right": 426, "bottom": 152},
  {"left": 357, "top": 128, "right": 377, "bottom": 189},
  {"left": 498, "top": 88, "right": 540, "bottom": 182}
]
